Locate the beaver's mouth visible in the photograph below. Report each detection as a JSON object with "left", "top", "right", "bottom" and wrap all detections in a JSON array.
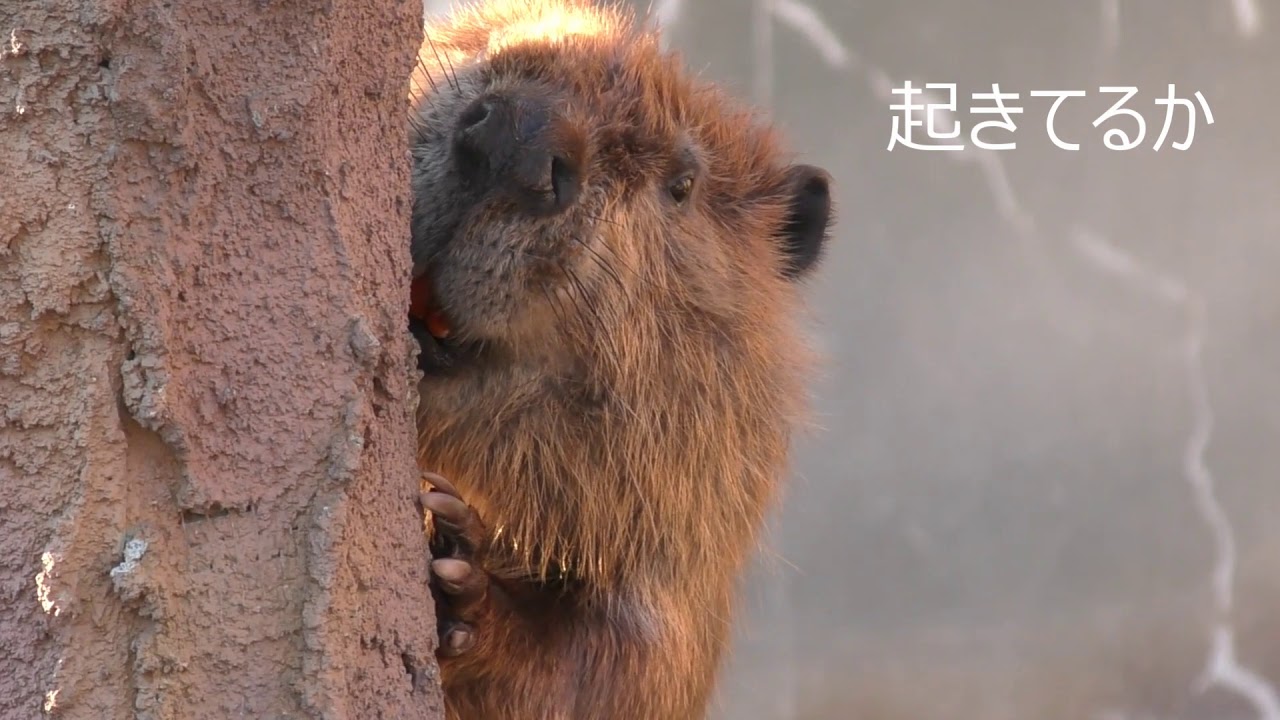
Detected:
[
  {"left": 408, "top": 269, "right": 497, "bottom": 376},
  {"left": 410, "top": 273, "right": 453, "bottom": 342},
  {"left": 409, "top": 272, "right": 466, "bottom": 376}
]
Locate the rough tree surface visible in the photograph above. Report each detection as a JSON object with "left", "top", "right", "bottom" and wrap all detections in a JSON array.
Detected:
[{"left": 0, "top": 0, "right": 443, "bottom": 718}]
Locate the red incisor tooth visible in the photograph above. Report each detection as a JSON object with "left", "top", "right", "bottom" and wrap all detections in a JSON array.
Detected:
[
  {"left": 410, "top": 275, "right": 452, "bottom": 339},
  {"left": 427, "top": 310, "right": 452, "bottom": 339}
]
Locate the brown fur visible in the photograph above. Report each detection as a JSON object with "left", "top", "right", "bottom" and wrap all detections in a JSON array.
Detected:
[{"left": 407, "top": 2, "right": 833, "bottom": 718}]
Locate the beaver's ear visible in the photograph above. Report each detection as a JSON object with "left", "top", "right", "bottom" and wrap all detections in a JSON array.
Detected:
[{"left": 776, "top": 164, "right": 833, "bottom": 280}]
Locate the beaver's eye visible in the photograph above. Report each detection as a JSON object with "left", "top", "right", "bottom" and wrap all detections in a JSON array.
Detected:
[{"left": 668, "top": 174, "right": 694, "bottom": 204}]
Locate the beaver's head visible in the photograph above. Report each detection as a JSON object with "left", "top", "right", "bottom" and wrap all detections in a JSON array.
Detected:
[{"left": 407, "top": 0, "right": 833, "bottom": 385}]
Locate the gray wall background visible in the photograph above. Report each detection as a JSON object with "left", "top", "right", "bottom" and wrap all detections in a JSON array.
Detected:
[{"left": 426, "top": 2, "right": 1280, "bottom": 718}]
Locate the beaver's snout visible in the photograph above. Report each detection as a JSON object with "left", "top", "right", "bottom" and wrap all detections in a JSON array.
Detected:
[{"left": 452, "top": 92, "right": 585, "bottom": 217}]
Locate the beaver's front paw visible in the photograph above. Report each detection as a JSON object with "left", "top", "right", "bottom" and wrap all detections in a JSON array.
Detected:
[{"left": 421, "top": 472, "right": 492, "bottom": 658}]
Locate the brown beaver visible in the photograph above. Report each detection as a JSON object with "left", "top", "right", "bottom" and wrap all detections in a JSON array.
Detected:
[{"left": 405, "top": 2, "right": 834, "bottom": 718}]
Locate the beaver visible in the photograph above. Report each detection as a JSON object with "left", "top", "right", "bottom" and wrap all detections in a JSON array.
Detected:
[{"left": 405, "top": 1, "right": 833, "bottom": 718}]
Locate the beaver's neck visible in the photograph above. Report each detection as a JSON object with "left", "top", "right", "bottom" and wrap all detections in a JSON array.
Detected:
[{"left": 416, "top": 352, "right": 801, "bottom": 601}]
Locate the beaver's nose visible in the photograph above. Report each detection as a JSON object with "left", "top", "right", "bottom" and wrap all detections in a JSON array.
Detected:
[{"left": 453, "top": 94, "right": 582, "bottom": 216}]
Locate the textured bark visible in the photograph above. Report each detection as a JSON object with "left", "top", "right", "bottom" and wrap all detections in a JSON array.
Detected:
[{"left": 0, "top": 0, "right": 443, "bottom": 718}]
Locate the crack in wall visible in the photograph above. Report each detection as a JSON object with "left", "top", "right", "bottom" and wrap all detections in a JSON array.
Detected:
[
  {"left": 1073, "top": 229, "right": 1280, "bottom": 720},
  {"left": 1232, "top": 0, "right": 1262, "bottom": 37}
]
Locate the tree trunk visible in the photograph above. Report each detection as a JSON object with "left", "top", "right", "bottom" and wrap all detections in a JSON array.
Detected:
[{"left": 0, "top": 1, "right": 443, "bottom": 718}]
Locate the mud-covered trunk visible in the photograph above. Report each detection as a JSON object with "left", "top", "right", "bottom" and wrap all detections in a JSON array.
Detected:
[{"left": 0, "top": 1, "right": 443, "bottom": 717}]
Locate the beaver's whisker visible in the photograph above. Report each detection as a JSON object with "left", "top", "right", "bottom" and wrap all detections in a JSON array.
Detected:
[
  {"left": 539, "top": 282, "right": 571, "bottom": 334},
  {"left": 559, "top": 263, "right": 612, "bottom": 347},
  {"left": 568, "top": 236, "right": 626, "bottom": 291},
  {"left": 426, "top": 36, "right": 457, "bottom": 91},
  {"left": 416, "top": 54, "right": 440, "bottom": 95}
]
